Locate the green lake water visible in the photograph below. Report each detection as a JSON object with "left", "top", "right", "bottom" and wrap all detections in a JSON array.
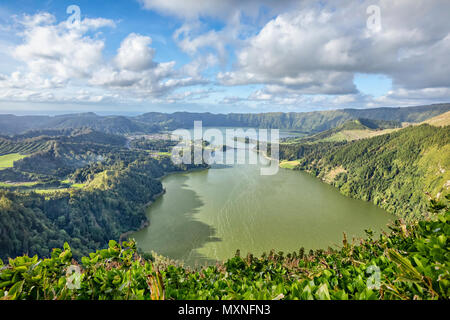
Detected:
[{"left": 131, "top": 130, "right": 393, "bottom": 266}]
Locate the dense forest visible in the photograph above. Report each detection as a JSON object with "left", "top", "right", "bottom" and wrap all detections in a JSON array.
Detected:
[
  {"left": 0, "top": 197, "right": 448, "bottom": 300},
  {"left": 0, "top": 103, "right": 448, "bottom": 135},
  {"left": 277, "top": 124, "right": 450, "bottom": 220}
]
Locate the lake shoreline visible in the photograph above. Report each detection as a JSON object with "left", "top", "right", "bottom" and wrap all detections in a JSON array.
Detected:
[
  {"left": 130, "top": 148, "right": 392, "bottom": 266},
  {"left": 120, "top": 166, "right": 210, "bottom": 243}
]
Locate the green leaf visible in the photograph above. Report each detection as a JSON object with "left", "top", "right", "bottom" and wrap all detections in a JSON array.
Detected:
[
  {"left": 6, "top": 280, "right": 24, "bottom": 300},
  {"left": 386, "top": 249, "right": 422, "bottom": 282},
  {"left": 109, "top": 240, "right": 118, "bottom": 249}
]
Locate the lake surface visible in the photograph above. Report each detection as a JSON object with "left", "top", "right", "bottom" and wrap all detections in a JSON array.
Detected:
[{"left": 131, "top": 129, "right": 393, "bottom": 266}]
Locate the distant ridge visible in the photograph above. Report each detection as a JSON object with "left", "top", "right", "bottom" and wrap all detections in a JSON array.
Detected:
[
  {"left": 289, "top": 118, "right": 402, "bottom": 143},
  {"left": 420, "top": 110, "right": 450, "bottom": 127},
  {"left": 0, "top": 103, "right": 449, "bottom": 135}
]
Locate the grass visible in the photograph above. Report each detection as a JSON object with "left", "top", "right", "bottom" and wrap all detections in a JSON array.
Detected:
[
  {"left": 320, "top": 129, "right": 399, "bottom": 142},
  {"left": 28, "top": 185, "right": 85, "bottom": 195},
  {"left": 420, "top": 111, "right": 450, "bottom": 127},
  {"left": 0, "top": 153, "right": 28, "bottom": 170},
  {"left": 0, "top": 177, "right": 87, "bottom": 191},
  {"left": 71, "top": 183, "right": 86, "bottom": 189},
  {"left": 0, "top": 181, "right": 39, "bottom": 187},
  {"left": 86, "top": 170, "right": 116, "bottom": 190},
  {"left": 279, "top": 160, "right": 301, "bottom": 169},
  {"left": 417, "top": 144, "right": 450, "bottom": 200},
  {"left": 33, "top": 188, "right": 71, "bottom": 195},
  {"left": 155, "top": 151, "right": 171, "bottom": 156}
]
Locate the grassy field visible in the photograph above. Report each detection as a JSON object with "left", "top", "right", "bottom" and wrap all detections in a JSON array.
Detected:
[
  {"left": 154, "top": 151, "right": 171, "bottom": 156},
  {"left": 420, "top": 110, "right": 450, "bottom": 127},
  {"left": 320, "top": 128, "right": 399, "bottom": 142},
  {"left": 279, "top": 160, "right": 301, "bottom": 169},
  {"left": 0, "top": 181, "right": 39, "bottom": 187},
  {"left": 33, "top": 188, "right": 71, "bottom": 195},
  {"left": 71, "top": 183, "right": 87, "bottom": 189},
  {"left": 0, "top": 153, "right": 28, "bottom": 170}
]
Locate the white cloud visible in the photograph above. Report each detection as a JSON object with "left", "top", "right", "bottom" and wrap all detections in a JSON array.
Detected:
[
  {"left": 90, "top": 37, "right": 208, "bottom": 97},
  {"left": 218, "top": 0, "right": 450, "bottom": 99},
  {"left": 0, "top": 12, "right": 209, "bottom": 104},
  {"left": 115, "top": 33, "right": 155, "bottom": 71},
  {"left": 12, "top": 13, "right": 114, "bottom": 85}
]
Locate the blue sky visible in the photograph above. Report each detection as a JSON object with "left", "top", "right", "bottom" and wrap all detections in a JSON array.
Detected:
[{"left": 0, "top": 0, "right": 449, "bottom": 115}]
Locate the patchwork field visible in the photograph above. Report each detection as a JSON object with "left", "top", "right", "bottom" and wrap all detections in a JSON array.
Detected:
[
  {"left": 0, "top": 153, "right": 28, "bottom": 170},
  {"left": 279, "top": 160, "right": 301, "bottom": 169}
]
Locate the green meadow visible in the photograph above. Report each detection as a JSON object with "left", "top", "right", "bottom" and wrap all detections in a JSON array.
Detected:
[
  {"left": 279, "top": 160, "right": 301, "bottom": 169},
  {"left": 0, "top": 153, "right": 28, "bottom": 170}
]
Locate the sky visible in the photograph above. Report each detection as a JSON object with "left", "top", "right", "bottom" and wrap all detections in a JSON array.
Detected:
[{"left": 0, "top": 0, "right": 449, "bottom": 115}]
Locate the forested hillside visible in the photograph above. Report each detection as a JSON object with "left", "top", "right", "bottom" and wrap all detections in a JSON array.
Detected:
[
  {"left": 278, "top": 124, "right": 450, "bottom": 220},
  {"left": 0, "top": 129, "right": 207, "bottom": 261}
]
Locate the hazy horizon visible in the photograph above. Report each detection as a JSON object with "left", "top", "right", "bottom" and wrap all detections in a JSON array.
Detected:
[{"left": 1, "top": 102, "right": 449, "bottom": 118}]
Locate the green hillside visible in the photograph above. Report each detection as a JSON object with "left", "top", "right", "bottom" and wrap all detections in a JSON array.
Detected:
[
  {"left": 421, "top": 111, "right": 450, "bottom": 127},
  {"left": 0, "top": 129, "right": 207, "bottom": 260},
  {"left": 278, "top": 124, "right": 450, "bottom": 220},
  {"left": 282, "top": 118, "right": 402, "bottom": 144}
]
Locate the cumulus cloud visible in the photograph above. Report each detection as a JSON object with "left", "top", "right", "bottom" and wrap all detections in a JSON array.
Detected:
[
  {"left": 115, "top": 33, "right": 155, "bottom": 71},
  {"left": 218, "top": 0, "right": 450, "bottom": 99},
  {"left": 0, "top": 12, "right": 209, "bottom": 104},
  {"left": 10, "top": 13, "right": 114, "bottom": 86},
  {"left": 90, "top": 33, "right": 208, "bottom": 97}
]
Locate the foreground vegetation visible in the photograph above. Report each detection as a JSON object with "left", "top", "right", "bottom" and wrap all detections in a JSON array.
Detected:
[{"left": 0, "top": 198, "right": 448, "bottom": 300}]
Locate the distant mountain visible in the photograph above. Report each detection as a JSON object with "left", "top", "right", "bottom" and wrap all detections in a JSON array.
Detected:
[
  {"left": 136, "top": 104, "right": 450, "bottom": 132},
  {"left": 219, "top": 103, "right": 450, "bottom": 133},
  {"left": 289, "top": 118, "right": 403, "bottom": 143},
  {"left": 0, "top": 103, "right": 449, "bottom": 135},
  {"left": 420, "top": 110, "right": 450, "bottom": 127},
  {"left": 0, "top": 113, "right": 159, "bottom": 135}
]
